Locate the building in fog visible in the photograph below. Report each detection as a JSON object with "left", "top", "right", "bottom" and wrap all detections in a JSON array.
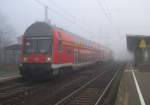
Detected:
[
  {"left": 127, "top": 35, "right": 150, "bottom": 66},
  {"left": 1, "top": 44, "right": 21, "bottom": 65}
]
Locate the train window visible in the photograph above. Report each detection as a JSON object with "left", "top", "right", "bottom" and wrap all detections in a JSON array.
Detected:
[
  {"left": 58, "top": 40, "right": 62, "bottom": 52},
  {"left": 58, "top": 31, "right": 62, "bottom": 39},
  {"left": 58, "top": 31, "right": 63, "bottom": 52},
  {"left": 82, "top": 55, "right": 84, "bottom": 63},
  {"left": 67, "top": 48, "right": 71, "bottom": 54},
  {"left": 80, "top": 54, "right": 83, "bottom": 63},
  {"left": 80, "top": 54, "right": 82, "bottom": 63},
  {"left": 24, "top": 38, "right": 52, "bottom": 54},
  {"left": 79, "top": 54, "right": 81, "bottom": 63},
  {"left": 84, "top": 55, "right": 86, "bottom": 62},
  {"left": 37, "top": 39, "right": 51, "bottom": 53},
  {"left": 86, "top": 55, "right": 88, "bottom": 62},
  {"left": 25, "top": 39, "right": 37, "bottom": 53},
  {"left": 81, "top": 54, "right": 83, "bottom": 63}
]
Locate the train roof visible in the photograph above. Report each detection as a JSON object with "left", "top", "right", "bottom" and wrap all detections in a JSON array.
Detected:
[
  {"left": 24, "top": 21, "right": 111, "bottom": 51},
  {"left": 24, "top": 21, "right": 52, "bottom": 37}
]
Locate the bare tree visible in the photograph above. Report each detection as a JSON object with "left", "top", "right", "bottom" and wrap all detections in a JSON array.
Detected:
[
  {"left": 0, "top": 13, "right": 16, "bottom": 48},
  {"left": 0, "top": 12, "right": 16, "bottom": 64}
]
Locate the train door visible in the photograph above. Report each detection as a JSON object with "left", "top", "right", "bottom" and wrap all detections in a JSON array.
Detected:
[
  {"left": 66, "top": 47, "right": 71, "bottom": 63},
  {"left": 74, "top": 49, "right": 78, "bottom": 64},
  {"left": 58, "top": 31, "right": 62, "bottom": 64}
]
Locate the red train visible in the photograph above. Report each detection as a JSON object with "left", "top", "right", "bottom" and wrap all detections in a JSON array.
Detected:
[{"left": 19, "top": 22, "right": 113, "bottom": 79}]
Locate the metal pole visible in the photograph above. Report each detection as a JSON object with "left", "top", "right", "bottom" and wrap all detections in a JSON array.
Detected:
[{"left": 45, "top": 6, "right": 48, "bottom": 23}]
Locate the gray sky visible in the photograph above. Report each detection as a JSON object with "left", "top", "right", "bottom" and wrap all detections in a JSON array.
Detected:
[{"left": 1, "top": 0, "right": 150, "bottom": 60}]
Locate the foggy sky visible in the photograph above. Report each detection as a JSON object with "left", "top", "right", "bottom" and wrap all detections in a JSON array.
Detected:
[{"left": 1, "top": 0, "right": 150, "bottom": 60}]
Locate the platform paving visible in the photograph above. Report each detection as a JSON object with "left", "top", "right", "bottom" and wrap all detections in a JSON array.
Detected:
[
  {"left": 134, "top": 71, "right": 150, "bottom": 105},
  {"left": 115, "top": 66, "right": 150, "bottom": 105}
]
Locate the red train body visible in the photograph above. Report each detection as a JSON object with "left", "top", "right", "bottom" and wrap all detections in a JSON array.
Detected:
[{"left": 19, "top": 22, "right": 113, "bottom": 79}]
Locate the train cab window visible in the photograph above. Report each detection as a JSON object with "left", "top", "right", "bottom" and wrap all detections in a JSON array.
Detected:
[
  {"left": 58, "top": 32, "right": 62, "bottom": 52},
  {"left": 58, "top": 40, "right": 62, "bottom": 52},
  {"left": 24, "top": 38, "right": 52, "bottom": 54}
]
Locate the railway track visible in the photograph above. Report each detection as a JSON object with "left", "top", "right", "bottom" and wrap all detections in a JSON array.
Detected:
[
  {"left": 0, "top": 63, "right": 103, "bottom": 105},
  {"left": 0, "top": 62, "right": 122, "bottom": 105},
  {"left": 54, "top": 63, "right": 123, "bottom": 105},
  {"left": 0, "top": 78, "right": 37, "bottom": 102}
]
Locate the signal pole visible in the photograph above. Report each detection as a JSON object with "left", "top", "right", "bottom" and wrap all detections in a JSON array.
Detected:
[{"left": 34, "top": 0, "right": 49, "bottom": 23}]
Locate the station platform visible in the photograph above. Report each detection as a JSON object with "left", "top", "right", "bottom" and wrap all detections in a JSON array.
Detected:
[
  {"left": 115, "top": 65, "right": 150, "bottom": 105},
  {"left": 0, "top": 65, "right": 20, "bottom": 82}
]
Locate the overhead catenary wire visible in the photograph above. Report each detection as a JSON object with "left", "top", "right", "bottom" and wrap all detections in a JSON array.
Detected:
[
  {"left": 96, "top": 0, "right": 113, "bottom": 24},
  {"left": 33, "top": 0, "right": 97, "bottom": 37},
  {"left": 34, "top": 0, "right": 74, "bottom": 22},
  {"left": 49, "top": 0, "right": 99, "bottom": 37},
  {"left": 48, "top": 0, "right": 95, "bottom": 33},
  {"left": 96, "top": 0, "right": 121, "bottom": 37},
  {"left": 48, "top": 0, "right": 76, "bottom": 22},
  {"left": 102, "top": 0, "right": 121, "bottom": 35},
  {"left": 46, "top": 0, "right": 115, "bottom": 41}
]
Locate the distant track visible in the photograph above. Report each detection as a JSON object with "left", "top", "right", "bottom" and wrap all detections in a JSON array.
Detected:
[
  {"left": 54, "top": 63, "right": 122, "bottom": 105},
  {"left": 0, "top": 78, "right": 33, "bottom": 101},
  {"left": 0, "top": 75, "right": 20, "bottom": 83}
]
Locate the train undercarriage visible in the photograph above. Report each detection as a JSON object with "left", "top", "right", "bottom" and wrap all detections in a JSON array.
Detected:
[{"left": 19, "top": 63, "right": 53, "bottom": 80}]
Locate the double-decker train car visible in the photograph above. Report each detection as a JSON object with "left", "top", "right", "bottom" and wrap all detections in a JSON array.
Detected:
[{"left": 19, "top": 21, "right": 113, "bottom": 80}]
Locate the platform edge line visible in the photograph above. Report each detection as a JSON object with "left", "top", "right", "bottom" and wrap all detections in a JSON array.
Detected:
[{"left": 131, "top": 67, "right": 146, "bottom": 105}]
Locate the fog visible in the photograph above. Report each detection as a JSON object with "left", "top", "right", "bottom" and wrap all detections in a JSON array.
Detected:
[{"left": 1, "top": 0, "right": 150, "bottom": 60}]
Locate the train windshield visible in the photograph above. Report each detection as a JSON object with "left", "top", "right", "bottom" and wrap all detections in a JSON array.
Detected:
[{"left": 24, "top": 37, "right": 52, "bottom": 54}]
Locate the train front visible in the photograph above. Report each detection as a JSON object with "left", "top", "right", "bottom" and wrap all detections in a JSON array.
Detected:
[{"left": 19, "top": 22, "right": 53, "bottom": 80}]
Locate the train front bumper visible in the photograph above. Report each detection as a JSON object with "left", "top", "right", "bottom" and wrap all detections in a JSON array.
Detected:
[{"left": 19, "top": 63, "right": 52, "bottom": 79}]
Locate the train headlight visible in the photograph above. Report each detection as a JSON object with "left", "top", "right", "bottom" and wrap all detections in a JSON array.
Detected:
[
  {"left": 47, "top": 57, "right": 51, "bottom": 62},
  {"left": 23, "top": 57, "right": 27, "bottom": 62}
]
